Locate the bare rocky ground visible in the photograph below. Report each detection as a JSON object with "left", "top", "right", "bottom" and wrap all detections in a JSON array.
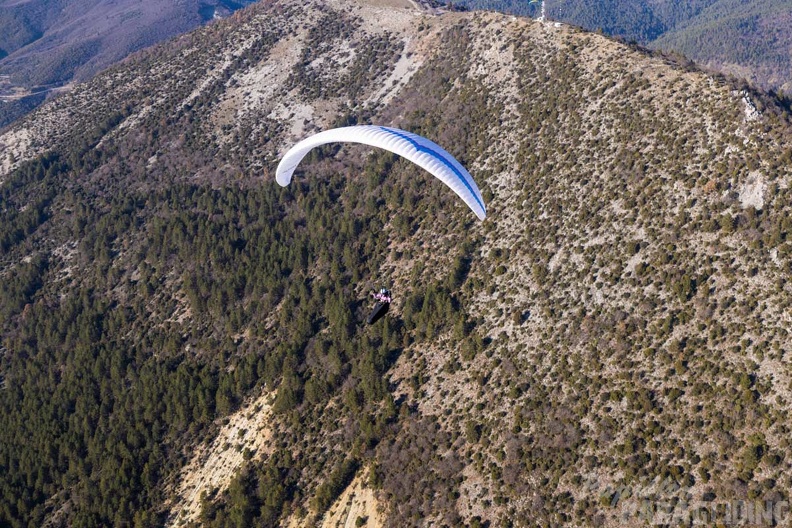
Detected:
[
  {"left": 318, "top": 471, "right": 385, "bottom": 528},
  {"left": 282, "top": 469, "right": 386, "bottom": 528},
  {"left": 166, "top": 389, "right": 276, "bottom": 527}
]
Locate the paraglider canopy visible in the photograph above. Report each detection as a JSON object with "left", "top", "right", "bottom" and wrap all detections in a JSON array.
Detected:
[{"left": 275, "top": 125, "right": 487, "bottom": 221}]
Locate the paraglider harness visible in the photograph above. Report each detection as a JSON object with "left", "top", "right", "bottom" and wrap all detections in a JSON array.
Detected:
[
  {"left": 372, "top": 288, "right": 392, "bottom": 304},
  {"left": 367, "top": 288, "right": 392, "bottom": 324}
]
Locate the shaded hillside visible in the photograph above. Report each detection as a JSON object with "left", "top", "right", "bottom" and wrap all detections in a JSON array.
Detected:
[
  {"left": 653, "top": 0, "right": 792, "bottom": 92},
  {"left": 453, "top": 0, "right": 792, "bottom": 92},
  {"left": 2, "top": 0, "right": 792, "bottom": 527},
  {"left": 0, "top": 0, "right": 257, "bottom": 128}
]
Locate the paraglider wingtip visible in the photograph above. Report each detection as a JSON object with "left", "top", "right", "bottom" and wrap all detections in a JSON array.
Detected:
[{"left": 275, "top": 173, "right": 290, "bottom": 187}]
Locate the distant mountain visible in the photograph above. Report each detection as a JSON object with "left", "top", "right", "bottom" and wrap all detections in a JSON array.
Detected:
[
  {"left": 544, "top": 0, "right": 721, "bottom": 41},
  {"left": 2, "top": 0, "right": 792, "bottom": 526},
  {"left": 0, "top": 0, "right": 257, "bottom": 128},
  {"left": 453, "top": 0, "right": 792, "bottom": 92},
  {"left": 653, "top": 0, "right": 792, "bottom": 91}
]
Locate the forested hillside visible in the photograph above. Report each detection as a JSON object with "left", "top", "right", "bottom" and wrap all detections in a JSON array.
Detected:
[
  {"left": 653, "top": 0, "right": 792, "bottom": 91},
  {"left": 2, "top": 0, "right": 792, "bottom": 526},
  {"left": 453, "top": 0, "right": 792, "bottom": 92}
]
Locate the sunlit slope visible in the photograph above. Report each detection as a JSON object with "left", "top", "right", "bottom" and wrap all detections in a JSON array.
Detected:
[
  {"left": 455, "top": 0, "right": 792, "bottom": 91},
  {"left": 0, "top": 0, "right": 257, "bottom": 127},
  {"left": 0, "top": 0, "right": 792, "bottom": 527}
]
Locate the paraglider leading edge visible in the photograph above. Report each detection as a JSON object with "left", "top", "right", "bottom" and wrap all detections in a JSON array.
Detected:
[{"left": 274, "top": 125, "right": 487, "bottom": 221}]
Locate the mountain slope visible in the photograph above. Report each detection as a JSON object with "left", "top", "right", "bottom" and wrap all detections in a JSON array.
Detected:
[
  {"left": 1, "top": 0, "right": 792, "bottom": 526},
  {"left": 0, "top": 0, "right": 257, "bottom": 128},
  {"left": 454, "top": 0, "right": 792, "bottom": 92},
  {"left": 653, "top": 0, "right": 792, "bottom": 91}
]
